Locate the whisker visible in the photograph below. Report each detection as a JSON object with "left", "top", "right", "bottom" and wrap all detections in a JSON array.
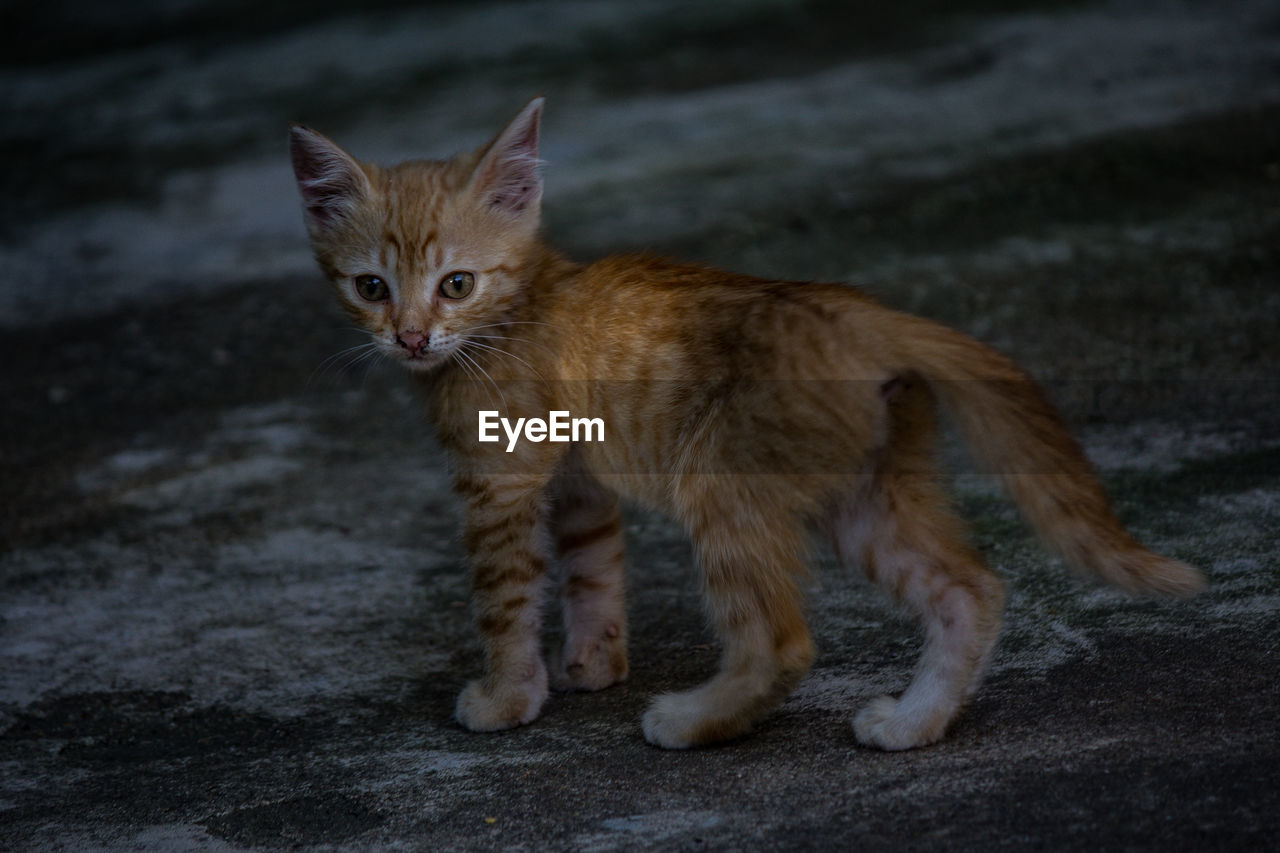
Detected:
[
  {"left": 463, "top": 340, "right": 548, "bottom": 382},
  {"left": 456, "top": 357, "right": 498, "bottom": 411},
  {"left": 457, "top": 320, "right": 559, "bottom": 334},
  {"left": 455, "top": 346, "right": 507, "bottom": 410},
  {"left": 352, "top": 347, "right": 385, "bottom": 389},
  {"left": 449, "top": 347, "right": 480, "bottom": 385},
  {"left": 449, "top": 351, "right": 484, "bottom": 402},
  {"left": 314, "top": 343, "right": 373, "bottom": 373},
  {"left": 463, "top": 333, "right": 558, "bottom": 356},
  {"left": 309, "top": 341, "right": 381, "bottom": 387},
  {"left": 460, "top": 320, "right": 557, "bottom": 329}
]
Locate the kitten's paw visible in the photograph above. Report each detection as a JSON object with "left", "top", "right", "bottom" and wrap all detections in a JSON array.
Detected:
[
  {"left": 853, "top": 695, "right": 946, "bottom": 751},
  {"left": 550, "top": 629, "right": 628, "bottom": 692},
  {"left": 641, "top": 692, "right": 703, "bottom": 749},
  {"left": 641, "top": 690, "right": 750, "bottom": 749},
  {"left": 455, "top": 665, "right": 548, "bottom": 732}
]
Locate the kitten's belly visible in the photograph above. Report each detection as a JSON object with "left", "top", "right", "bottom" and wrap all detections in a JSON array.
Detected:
[
  {"left": 595, "top": 472, "right": 676, "bottom": 510},
  {"left": 579, "top": 441, "right": 678, "bottom": 510}
]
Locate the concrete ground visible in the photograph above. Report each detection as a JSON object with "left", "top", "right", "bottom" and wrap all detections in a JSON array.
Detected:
[{"left": 2, "top": 0, "right": 1278, "bottom": 849}]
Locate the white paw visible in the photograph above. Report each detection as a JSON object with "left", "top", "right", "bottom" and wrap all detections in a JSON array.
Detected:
[
  {"left": 455, "top": 666, "right": 548, "bottom": 732},
  {"left": 641, "top": 688, "right": 753, "bottom": 749},
  {"left": 853, "top": 695, "right": 944, "bottom": 751},
  {"left": 641, "top": 692, "right": 703, "bottom": 749}
]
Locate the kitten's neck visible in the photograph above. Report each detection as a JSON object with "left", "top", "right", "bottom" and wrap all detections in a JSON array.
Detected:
[
  {"left": 524, "top": 242, "right": 582, "bottom": 298},
  {"left": 492, "top": 241, "right": 582, "bottom": 329}
]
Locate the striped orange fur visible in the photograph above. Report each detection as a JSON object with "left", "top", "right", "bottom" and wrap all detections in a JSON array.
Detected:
[{"left": 290, "top": 98, "right": 1203, "bottom": 750}]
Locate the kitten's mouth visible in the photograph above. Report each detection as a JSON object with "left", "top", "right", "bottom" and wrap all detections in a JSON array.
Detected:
[
  {"left": 397, "top": 350, "right": 449, "bottom": 371},
  {"left": 389, "top": 333, "right": 456, "bottom": 371}
]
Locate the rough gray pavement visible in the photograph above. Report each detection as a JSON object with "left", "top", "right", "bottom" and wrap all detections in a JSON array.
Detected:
[{"left": 2, "top": 1, "right": 1278, "bottom": 849}]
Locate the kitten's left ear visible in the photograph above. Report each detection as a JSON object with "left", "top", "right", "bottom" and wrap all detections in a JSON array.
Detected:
[
  {"left": 470, "top": 97, "right": 545, "bottom": 218},
  {"left": 289, "top": 125, "right": 372, "bottom": 234}
]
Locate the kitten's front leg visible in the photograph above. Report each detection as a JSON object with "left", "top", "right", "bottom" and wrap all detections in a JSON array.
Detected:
[
  {"left": 549, "top": 470, "right": 628, "bottom": 692},
  {"left": 453, "top": 470, "right": 552, "bottom": 732}
]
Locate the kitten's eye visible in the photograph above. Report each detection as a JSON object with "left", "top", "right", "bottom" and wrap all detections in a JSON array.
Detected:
[
  {"left": 354, "top": 274, "right": 389, "bottom": 302},
  {"left": 439, "top": 271, "right": 475, "bottom": 300}
]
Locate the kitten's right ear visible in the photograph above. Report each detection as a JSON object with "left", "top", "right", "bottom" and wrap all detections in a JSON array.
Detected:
[
  {"left": 469, "top": 97, "right": 545, "bottom": 218},
  {"left": 289, "top": 125, "right": 371, "bottom": 233}
]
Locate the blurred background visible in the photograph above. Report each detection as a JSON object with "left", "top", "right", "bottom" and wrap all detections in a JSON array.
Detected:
[
  {"left": 2, "top": 1, "right": 1278, "bottom": 848},
  {"left": 4, "top": 0, "right": 1279, "bottom": 419}
]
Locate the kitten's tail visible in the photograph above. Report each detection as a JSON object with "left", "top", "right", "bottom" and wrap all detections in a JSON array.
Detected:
[{"left": 892, "top": 314, "right": 1204, "bottom": 597}]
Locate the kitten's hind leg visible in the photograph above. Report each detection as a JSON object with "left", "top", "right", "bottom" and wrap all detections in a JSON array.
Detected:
[
  {"left": 642, "top": 503, "right": 814, "bottom": 748},
  {"left": 833, "top": 474, "right": 1005, "bottom": 750},
  {"left": 549, "top": 470, "right": 629, "bottom": 692}
]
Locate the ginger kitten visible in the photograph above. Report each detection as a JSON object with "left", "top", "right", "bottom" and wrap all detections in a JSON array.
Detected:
[{"left": 289, "top": 98, "right": 1202, "bottom": 750}]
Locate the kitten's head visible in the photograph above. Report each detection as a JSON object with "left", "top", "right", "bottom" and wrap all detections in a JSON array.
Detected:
[{"left": 290, "top": 98, "right": 545, "bottom": 372}]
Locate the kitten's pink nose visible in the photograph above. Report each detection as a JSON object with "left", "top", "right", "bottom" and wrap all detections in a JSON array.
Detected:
[{"left": 396, "top": 330, "right": 429, "bottom": 354}]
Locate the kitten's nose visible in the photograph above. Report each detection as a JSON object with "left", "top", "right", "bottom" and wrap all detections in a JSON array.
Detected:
[{"left": 396, "top": 330, "right": 429, "bottom": 354}]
